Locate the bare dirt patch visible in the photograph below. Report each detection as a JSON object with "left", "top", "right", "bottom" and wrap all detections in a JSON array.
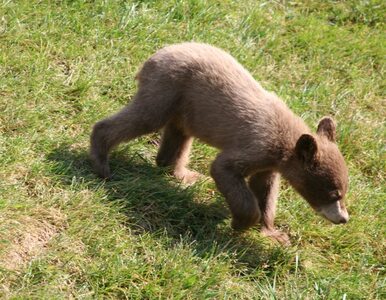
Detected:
[{"left": 0, "top": 207, "right": 67, "bottom": 271}]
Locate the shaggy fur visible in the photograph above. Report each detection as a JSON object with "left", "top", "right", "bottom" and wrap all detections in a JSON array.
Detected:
[{"left": 90, "top": 43, "right": 349, "bottom": 245}]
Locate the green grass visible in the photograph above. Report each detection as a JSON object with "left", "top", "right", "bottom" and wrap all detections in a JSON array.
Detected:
[{"left": 0, "top": 0, "right": 385, "bottom": 298}]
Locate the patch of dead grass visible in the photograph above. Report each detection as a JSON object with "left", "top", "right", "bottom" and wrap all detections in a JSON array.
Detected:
[{"left": 0, "top": 207, "right": 67, "bottom": 271}]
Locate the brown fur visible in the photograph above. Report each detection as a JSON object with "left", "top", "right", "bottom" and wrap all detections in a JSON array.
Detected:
[{"left": 90, "top": 43, "right": 349, "bottom": 245}]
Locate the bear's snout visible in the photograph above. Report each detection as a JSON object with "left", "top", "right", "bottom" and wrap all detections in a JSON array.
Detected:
[{"left": 316, "top": 201, "right": 349, "bottom": 225}]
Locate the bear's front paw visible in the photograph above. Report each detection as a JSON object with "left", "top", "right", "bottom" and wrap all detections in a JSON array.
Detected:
[
  {"left": 261, "top": 227, "right": 291, "bottom": 246},
  {"left": 231, "top": 213, "right": 259, "bottom": 231}
]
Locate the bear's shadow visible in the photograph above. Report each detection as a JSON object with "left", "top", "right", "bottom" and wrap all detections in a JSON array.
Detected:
[{"left": 47, "top": 144, "right": 289, "bottom": 272}]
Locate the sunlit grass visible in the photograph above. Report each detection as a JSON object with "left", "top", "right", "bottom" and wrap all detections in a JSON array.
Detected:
[{"left": 0, "top": 0, "right": 384, "bottom": 298}]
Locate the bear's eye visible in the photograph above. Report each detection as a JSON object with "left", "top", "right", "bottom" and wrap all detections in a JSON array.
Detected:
[{"left": 329, "top": 190, "right": 342, "bottom": 201}]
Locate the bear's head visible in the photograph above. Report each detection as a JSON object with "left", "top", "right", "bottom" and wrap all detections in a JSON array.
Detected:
[{"left": 287, "top": 117, "right": 349, "bottom": 224}]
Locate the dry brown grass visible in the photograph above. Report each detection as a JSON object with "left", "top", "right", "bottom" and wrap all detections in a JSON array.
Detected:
[{"left": 0, "top": 207, "right": 67, "bottom": 271}]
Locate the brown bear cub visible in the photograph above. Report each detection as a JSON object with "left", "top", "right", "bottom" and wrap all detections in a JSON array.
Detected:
[{"left": 90, "top": 43, "right": 349, "bottom": 245}]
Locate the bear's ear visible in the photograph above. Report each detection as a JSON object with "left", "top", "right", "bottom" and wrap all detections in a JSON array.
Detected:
[
  {"left": 295, "top": 134, "right": 318, "bottom": 163},
  {"left": 317, "top": 116, "right": 336, "bottom": 142}
]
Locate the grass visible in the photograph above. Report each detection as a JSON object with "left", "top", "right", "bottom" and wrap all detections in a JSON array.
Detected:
[{"left": 0, "top": 0, "right": 385, "bottom": 298}]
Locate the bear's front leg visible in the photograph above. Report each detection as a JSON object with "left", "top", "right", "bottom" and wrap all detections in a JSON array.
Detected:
[
  {"left": 210, "top": 153, "right": 260, "bottom": 230},
  {"left": 248, "top": 172, "right": 290, "bottom": 246}
]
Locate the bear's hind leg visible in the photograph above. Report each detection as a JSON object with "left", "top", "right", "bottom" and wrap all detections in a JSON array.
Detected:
[
  {"left": 90, "top": 89, "right": 178, "bottom": 178},
  {"left": 156, "top": 122, "right": 200, "bottom": 184},
  {"left": 248, "top": 172, "right": 290, "bottom": 246}
]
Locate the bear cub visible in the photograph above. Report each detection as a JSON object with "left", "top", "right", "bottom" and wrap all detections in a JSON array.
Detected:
[{"left": 90, "top": 43, "right": 349, "bottom": 245}]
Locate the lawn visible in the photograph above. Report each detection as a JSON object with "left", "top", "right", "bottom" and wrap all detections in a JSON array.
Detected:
[{"left": 0, "top": 0, "right": 385, "bottom": 299}]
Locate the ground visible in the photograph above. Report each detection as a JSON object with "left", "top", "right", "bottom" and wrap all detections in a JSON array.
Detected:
[{"left": 0, "top": 0, "right": 385, "bottom": 299}]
